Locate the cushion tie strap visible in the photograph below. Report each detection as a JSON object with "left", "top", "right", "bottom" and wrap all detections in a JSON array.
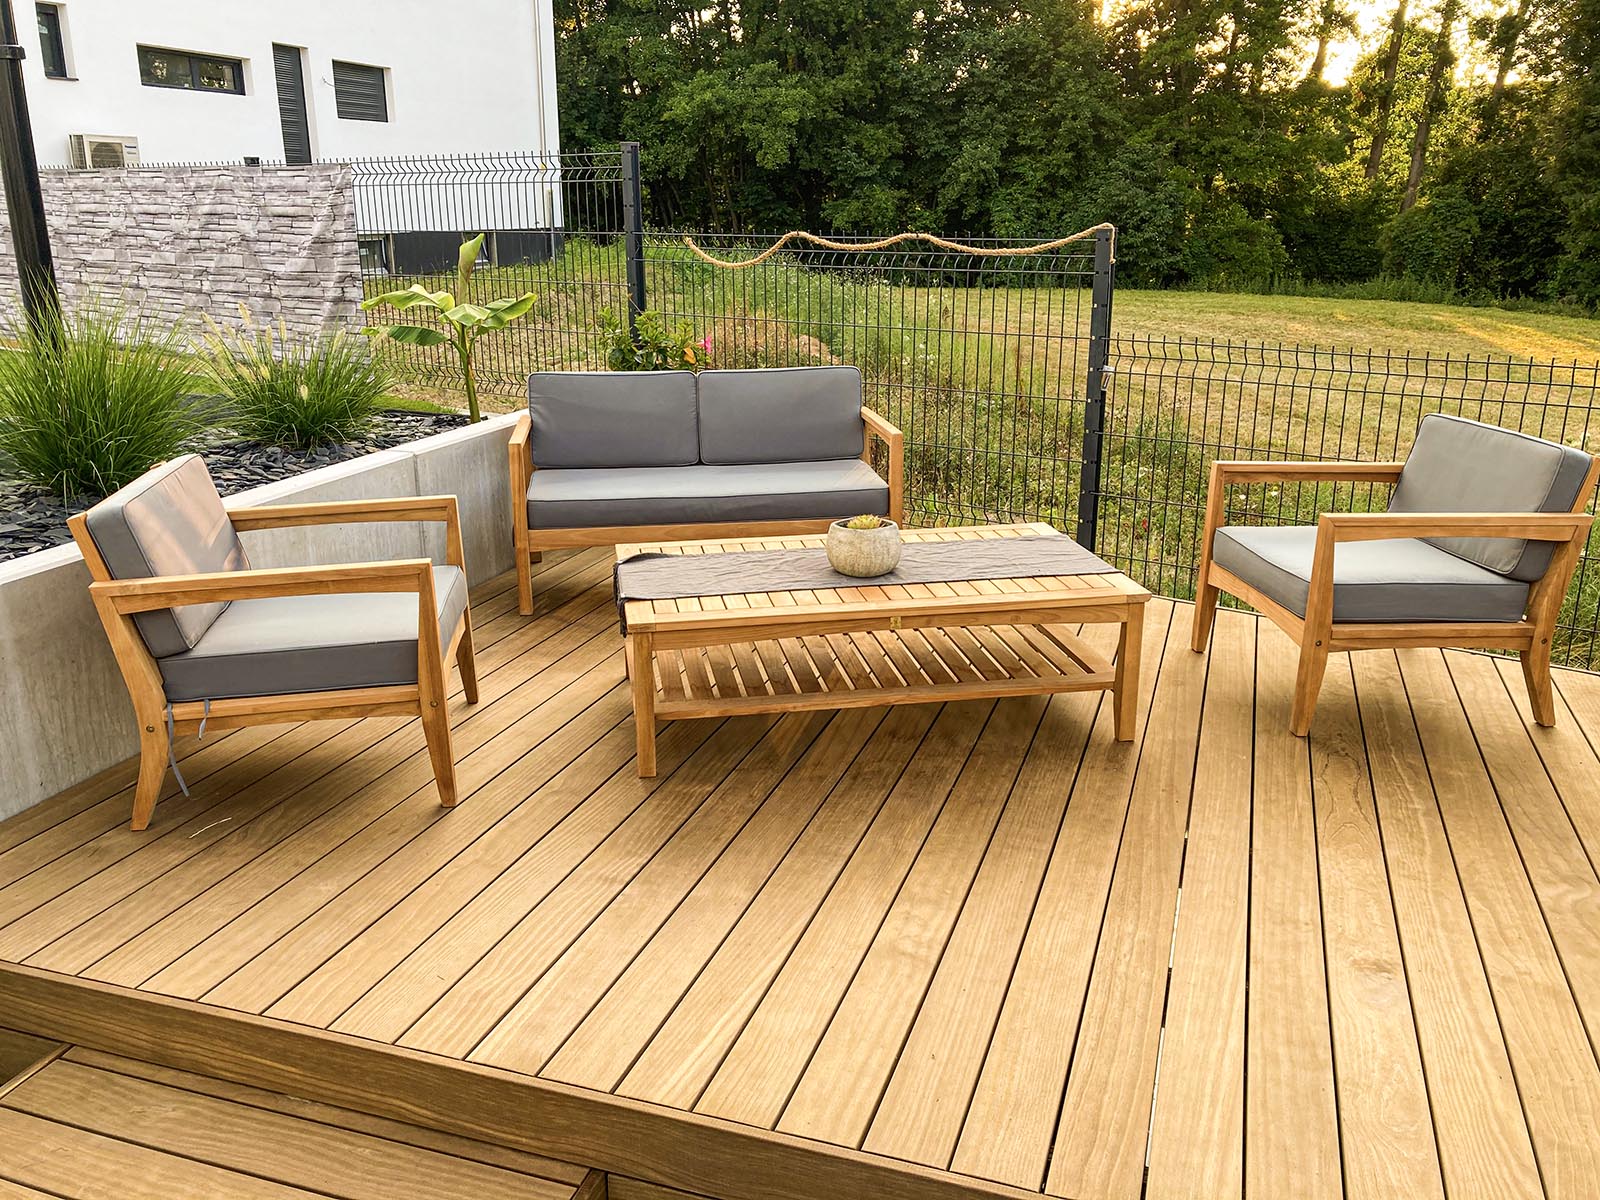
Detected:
[{"left": 163, "top": 699, "right": 211, "bottom": 797}]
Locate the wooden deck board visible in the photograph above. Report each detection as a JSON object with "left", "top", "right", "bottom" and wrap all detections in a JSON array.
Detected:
[
  {"left": 0, "top": 1049, "right": 583, "bottom": 1199},
  {"left": 0, "top": 557, "right": 1597, "bottom": 1200}
]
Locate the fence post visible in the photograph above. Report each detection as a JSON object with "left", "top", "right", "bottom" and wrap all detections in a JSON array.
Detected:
[
  {"left": 1075, "top": 226, "right": 1115, "bottom": 550},
  {"left": 620, "top": 141, "right": 647, "bottom": 332}
]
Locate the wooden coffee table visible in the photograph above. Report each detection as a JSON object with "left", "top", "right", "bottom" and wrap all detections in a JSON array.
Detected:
[{"left": 617, "top": 523, "right": 1151, "bottom": 776}]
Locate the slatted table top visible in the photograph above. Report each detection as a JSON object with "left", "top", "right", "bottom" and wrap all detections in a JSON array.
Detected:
[{"left": 617, "top": 523, "right": 1150, "bottom": 636}]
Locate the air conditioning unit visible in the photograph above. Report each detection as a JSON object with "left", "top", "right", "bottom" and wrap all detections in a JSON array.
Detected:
[{"left": 68, "top": 134, "right": 140, "bottom": 169}]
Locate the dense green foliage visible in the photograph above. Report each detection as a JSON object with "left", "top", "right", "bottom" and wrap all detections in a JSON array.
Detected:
[
  {"left": 0, "top": 302, "right": 208, "bottom": 498},
  {"left": 556, "top": 0, "right": 1600, "bottom": 306},
  {"left": 598, "top": 307, "right": 711, "bottom": 369},
  {"left": 198, "top": 314, "right": 391, "bottom": 451}
]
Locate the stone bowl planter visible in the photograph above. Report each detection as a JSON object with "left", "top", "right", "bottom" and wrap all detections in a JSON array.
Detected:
[{"left": 825, "top": 517, "right": 902, "bottom": 578}]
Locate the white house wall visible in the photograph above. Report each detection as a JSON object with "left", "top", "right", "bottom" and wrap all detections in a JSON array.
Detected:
[{"left": 21, "top": 0, "right": 561, "bottom": 166}]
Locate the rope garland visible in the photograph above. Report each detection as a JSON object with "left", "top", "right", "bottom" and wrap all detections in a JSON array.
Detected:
[{"left": 679, "top": 222, "right": 1116, "bottom": 269}]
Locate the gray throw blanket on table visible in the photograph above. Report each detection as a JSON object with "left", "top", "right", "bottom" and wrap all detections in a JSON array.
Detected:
[{"left": 612, "top": 531, "right": 1117, "bottom": 633}]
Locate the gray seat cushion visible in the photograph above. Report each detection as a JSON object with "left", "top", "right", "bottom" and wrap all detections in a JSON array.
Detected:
[
  {"left": 528, "top": 371, "right": 699, "bottom": 468},
  {"left": 527, "top": 460, "right": 888, "bottom": 530},
  {"left": 1390, "top": 412, "right": 1594, "bottom": 581},
  {"left": 157, "top": 565, "right": 468, "bottom": 702},
  {"left": 82, "top": 454, "right": 250, "bottom": 658},
  {"left": 1212, "top": 525, "right": 1529, "bottom": 623},
  {"left": 695, "top": 367, "right": 865, "bottom": 465}
]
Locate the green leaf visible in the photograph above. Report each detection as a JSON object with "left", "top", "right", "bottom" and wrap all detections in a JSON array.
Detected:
[
  {"left": 457, "top": 234, "right": 486, "bottom": 295},
  {"left": 478, "top": 293, "right": 538, "bottom": 328},
  {"left": 442, "top": 303, "right": 494, "bottom": 327},
  {"left": 364, "top": 323, "right": 451, "bottom": 347},
  {"left": 360, "top": 287, "right": 440, "bottom": 312}
]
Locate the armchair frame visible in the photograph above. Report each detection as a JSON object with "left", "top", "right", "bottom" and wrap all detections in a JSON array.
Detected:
[
  {"left": 68, "top": 495, "right": 479, "bottom": 831},
  {"left": 508, "top": 407, "right": 905, "bottom": 615},
  {"left": 1191, "top": 458, "right": 1600, "bottom": 736}
]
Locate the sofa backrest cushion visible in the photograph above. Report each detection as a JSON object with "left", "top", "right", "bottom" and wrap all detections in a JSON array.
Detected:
[
  {"left": 1388, "top": 412, "right": 1595, "bottom": 581},
  {"left": 82, "top": 454, "right": 250, "bottom": 659},
  {"left": 528, "top": 371, "right": 699, "bottom": 469},
  {"left": 695, "top": 366, "right": 865, "bottom": 465}
]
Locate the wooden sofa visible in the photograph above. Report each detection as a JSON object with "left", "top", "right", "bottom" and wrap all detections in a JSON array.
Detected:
[{"left": 508, "top": 366, "right": 904, "bottom": 614}]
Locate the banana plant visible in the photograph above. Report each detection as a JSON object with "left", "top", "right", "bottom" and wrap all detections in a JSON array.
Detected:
[{"left": 360, "top": 233, "right": 535, "bottom": 422}]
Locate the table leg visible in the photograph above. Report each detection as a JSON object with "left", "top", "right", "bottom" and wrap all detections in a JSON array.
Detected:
[
  {"left": 630, "top": 632, "right": 658, "bottom": 777},
  {"left": 1113, "top": 602, "right": 1144, "bottom": 741}
]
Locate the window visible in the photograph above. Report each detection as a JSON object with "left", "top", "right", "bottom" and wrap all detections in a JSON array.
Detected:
[
  {"left": 36, "top": 5, "right": 66, "bottom": 79},
  {"left": 332, "top": 61, "right": 388, "bottom": 121},
  {"left": 137, "top": 45, "right": 244, "bottom": 94}
]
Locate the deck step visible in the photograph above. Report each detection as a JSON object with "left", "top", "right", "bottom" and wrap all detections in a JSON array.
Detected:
[{"left": 0, "top": 1041, "right": 593, "bottom": 1199}]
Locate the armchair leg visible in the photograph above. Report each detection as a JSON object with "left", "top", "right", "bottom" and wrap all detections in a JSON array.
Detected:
[
  {"left": 1190, "top": 582, "right": 1220, "bottom": 652},
  {"left": 131, "top": 725, "right": 167, "bottom": 831},
  {"left": 420, "top": 691, "right": 459, "bottom": 808},
  {"left": 516, "top": 548, "right": 535, "bottom": 617},
  {"left": 456, "top": 614, "right": 480, "bottom": 705},
  {"left": 1290, "top": 641, "right": 1330, "bottom": 737},
  {"left": 1521, "top": 639, "right": 1556, "bottom": 727}
]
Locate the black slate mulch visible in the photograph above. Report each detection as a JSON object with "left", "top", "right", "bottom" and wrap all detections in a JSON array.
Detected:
[{"left": 0, "top": 410, "right": 470, "bottom": 565}]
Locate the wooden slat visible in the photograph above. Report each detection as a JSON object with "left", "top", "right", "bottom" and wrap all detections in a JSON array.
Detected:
[
  {"left": 693, "top": 703, "right": 997, "bottom": 1127},
  {"left": 1045, "top": 601, "right": 1211, "bottom": 1200},
  {"left": 862, "top": 694, "right": 1093, "bottom": 1166},
  {"left": 1397, "top": 648, "right": 1600, "bottom": 1197},
  {"left": 3, "top": 1058, "right": 574, "bottom": 1200},
  {"left": 1243, "top": 622, "right": 1341, "bottom": 1200},
  {"left": 950, "top": 612, "right": 1170, "bottom": 1189},
  {"left": 1308, "top": 658, "right": 1443, "bottom": 1199},
  {"left": 615, "top": 706, "right": 939, "bottom": 1108},
  {"left": 779, "top": 696, "right": 1048, "bottom": 1145},
  {"left": 1143, "top": 610, "right": 1253, "bottom": 1198},
  {"left": 1353, "top": 652, "right": 1545, "bottom": 1200}
]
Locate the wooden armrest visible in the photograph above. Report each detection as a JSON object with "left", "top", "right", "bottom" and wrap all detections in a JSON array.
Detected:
[
  {"left": 228, "top": 495, "right": 460, "bottom": 532},
  {"left": 861, "top": 407, "right": 905, "bottom": 525},
  {"left": 862, "top": 407, "right": 903, "bottom": 444},
  {"left": 1318, "top": 511, "right": 1593, "bottom": 544},
  {"left": 1212, "top": 460, "right": 1406, "bottom": 485},
  {"left": 92, "top": 559, "right": 434, "bottom": 615},
  {"left": 509, "top": 413, "right": 533, "bottom": 477}
]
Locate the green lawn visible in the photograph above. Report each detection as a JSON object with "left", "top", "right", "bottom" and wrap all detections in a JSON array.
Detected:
[{"left": 1112, "top": 290, "right": 1600, "bottom": 361}]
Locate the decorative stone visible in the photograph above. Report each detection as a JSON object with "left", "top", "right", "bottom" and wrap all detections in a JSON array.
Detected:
[{"left": 825, "top": 518, "right": 902, "bottom": 577}]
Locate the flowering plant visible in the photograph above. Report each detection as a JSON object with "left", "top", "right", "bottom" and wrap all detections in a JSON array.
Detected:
[{"left": 599, "top": 308, "right": 711, "bottom": 371}]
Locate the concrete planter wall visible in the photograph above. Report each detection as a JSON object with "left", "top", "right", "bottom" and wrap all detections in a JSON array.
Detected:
[{"left": 0, "top": 413, "right": 520, "bottom": 822}]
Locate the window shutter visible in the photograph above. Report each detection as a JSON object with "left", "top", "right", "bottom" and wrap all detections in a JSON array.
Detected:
[{"left": 333, "top": 61, "right": 388, "bottom": 122}]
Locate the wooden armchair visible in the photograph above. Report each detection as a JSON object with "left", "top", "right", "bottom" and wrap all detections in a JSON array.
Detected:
[
  {"left": 1191, "top": 414, "right": 1599, "bottom": 735},
  {"left": 68, "top": 455, "right": 478, "bottom": 830}
]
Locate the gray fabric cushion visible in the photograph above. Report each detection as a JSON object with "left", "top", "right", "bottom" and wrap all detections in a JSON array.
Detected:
[
  {"left": 695, "top": 367, "right": 865, "bottom": 465},
  {"left": 528, "top": 371, "right": 699, "bottom": 469},
  {"left": 1212, "top": 525, "right": 1529, "bottom": 623},
  {"left": 527, "top": 459, "right": 888, "bottom": 529},
  {"left": 1389, "top": 413, "right": 1594, "bottom": 581},
  {"left": 157, "top": 565, "right": 468, "bottom": 702},
  {"left": 82, "top": 454, "right": 250, "bottom": 658}
]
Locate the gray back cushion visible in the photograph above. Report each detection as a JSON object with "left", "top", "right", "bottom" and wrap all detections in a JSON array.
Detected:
[
  {"left": 1389, "top": 413, "right": 1595, "bottom": 581},
  {"left": 82, "top": 454, "right": 250, "bottom": 658},
  {"left": 695, "top": 366, "right": 865, "bottom": 465},
  {"left": 528, "top": 371, "right": 698, "bottom": 468}
]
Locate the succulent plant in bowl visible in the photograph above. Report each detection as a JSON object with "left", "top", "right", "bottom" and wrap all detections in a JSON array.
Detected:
[{"left": 826, "top": 513, "right": 902, "bottom": 577}]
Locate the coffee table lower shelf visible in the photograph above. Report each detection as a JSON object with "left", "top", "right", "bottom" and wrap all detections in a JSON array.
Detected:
[{"left": 627, "top": 619, "right": 1131, "bottom": 775}]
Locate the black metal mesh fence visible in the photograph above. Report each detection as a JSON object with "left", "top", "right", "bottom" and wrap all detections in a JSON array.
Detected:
[
  {"left": 1098, "top": 338, "right": 1600, "bottom": 669},
  {"left": 642, "top": 232, "right": 1101, "bottom": 529}
]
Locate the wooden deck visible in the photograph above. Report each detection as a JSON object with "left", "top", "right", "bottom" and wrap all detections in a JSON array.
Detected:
[
  {"left": 1, "top": 546, "right": 1598, "bottom": 1200},
  {"left": 0, "top": 1029, "right": 592, "bottom": 1198}
]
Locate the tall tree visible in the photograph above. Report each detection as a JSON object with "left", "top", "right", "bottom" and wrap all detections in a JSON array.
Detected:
[
  {"left": 1305, "top": 0, "right": 1356, "bottom": 83},
  {"left": 1401, "top": 0, "right": 1462, "bottom": 210},
  {"left": 1364, "top": 0, "right": 1409, "bottom": 178}
]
